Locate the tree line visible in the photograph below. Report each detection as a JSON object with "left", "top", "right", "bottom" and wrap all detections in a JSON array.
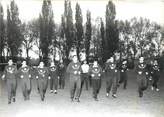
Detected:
[{"left": 0, "top": 0, "right": 163, "bottom": 65}]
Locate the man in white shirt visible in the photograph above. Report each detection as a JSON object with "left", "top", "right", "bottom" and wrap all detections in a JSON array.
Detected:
[{"left": 81, "top": 60, "right": 90, "bottom": 91}]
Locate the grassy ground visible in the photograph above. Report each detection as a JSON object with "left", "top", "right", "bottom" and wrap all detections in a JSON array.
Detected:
[{"left": 0, "top": 70, "right": 164, "bottom": 117}]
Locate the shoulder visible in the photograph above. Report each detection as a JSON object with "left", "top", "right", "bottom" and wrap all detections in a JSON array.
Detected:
[
  {"left": 68, "top": 62, "right": 73, "bottom": 66},
  {"left": 78, "top": 62, "right": 81, "bottom": 66}
]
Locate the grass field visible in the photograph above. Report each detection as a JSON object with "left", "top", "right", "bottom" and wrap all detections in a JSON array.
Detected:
[{"left": 0, "top": 70, "right": 164, "bottom": 117}]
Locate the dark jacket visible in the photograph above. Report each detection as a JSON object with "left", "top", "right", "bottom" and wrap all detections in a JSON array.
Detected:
[
  {"left": 19, "top": 66, "right": 31, "bottom": 79},
  {"left": 89, "top": 65, "right": 102, "bottom": 79},
  {"left": 105, "top": 62, "right": 118, "bottom": 78},
  {"left": 49, "top": 65, "right": 58, "bottom": 78},
  {"left": 66, "top": 61, "right": 81, "bottom": 77},
  {"left": 136, "top": 62, "right": 148, "bottom": 76},
  {"left": 36, "top": 67, "right": 49, "bottom": 79},
  {"left": 3, "top": 65, "right": 17, "bottom": 79}
]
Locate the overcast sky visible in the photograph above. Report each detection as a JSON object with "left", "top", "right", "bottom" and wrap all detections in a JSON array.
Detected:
[{"left": 1, "top": 0, "right": 164, "bottom": 25}]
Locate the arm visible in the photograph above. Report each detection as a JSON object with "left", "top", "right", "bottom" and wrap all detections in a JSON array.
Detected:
[
  {"left": 1, "top": 66, "right": 7, "bottom": 80},
  {"left": 78, "top": 63, "right": 82, "bottom": 75},
  {"left": 104, "top": 63, "right": 108, "bottom": 72},
  {"left": 66, "top": 62, "right": 74, "bottom": 74},
  {"left": 35, "top": 68, "right": 39, "bottom": 79},
  {"left": 18, "top": 67, "right": 24, "bottom": 79},
  {"left": 66, "top": 63, "right": 71, "bottom": 73},
  {"left": 98, "top": 66, "right": 102, "bottom": 77}
]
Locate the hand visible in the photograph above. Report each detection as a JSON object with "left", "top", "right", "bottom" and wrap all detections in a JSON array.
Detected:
[
  {"left": 138, "top": 71, "right": 142, "bottom": 74},
  {"left": 21, "top": 75, "right": 23, "bottom": 79},
  {"left": 78, "top": 71, "right": 81, "bottom": 74},
  {"left": 98, "top": 74, "right": 101, "bottom": 77},
  {"left": 36, "top": 76, "right": 39, "bottom": 79},
  {"left": 115, "top": 70, "right": 117, "bottom": 72},
  {"left": 1, "top": 75, "right": 5, "bottom": 80},
  {"left": 48, "top": 76, "right": 51, "bottom": 80},
  {"left": 149, "top": 77, "right": 152, "bottom": 81},
  {"left": 74, "top": 71, "right": 77, "bottom": 74},
  {"left": 121, "top": 70, "right": 124, "bottom": 72},
  {"left": 146, "top": 72, "right": 148, "bottom": 75},
  {"left": 29, "top": 74, "right": 31, "bottom": 78},
  {"left": 91, "top": 74, "right": 94, "bottom": 77},
  {"left": 58, "top": 76, "right": 60, "bottom": 79}
]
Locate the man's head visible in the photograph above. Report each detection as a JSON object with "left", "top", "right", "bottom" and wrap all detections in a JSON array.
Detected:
[
  {"left": 8, "top": 59, "right": 13, "bottom": 66},
  {"left": 22, "top": 60, "right": 27, "bottom": 66},
  {"left": 39, "top": 61, "right": 44, "bottom": 68},
  {"left": 93, "top": 60, "right": 98, "bottom": 67},
  {"left": 50, "top": 62, "right": 55, "bottom": 67},
  {"left": 154, "top": 60, "right": 158, "bottom": 65},
  {"left": 72, "top": 55, "right": 78, "bottom": 63},
  {"left": 83, "top": 60, "right": 87, "bottom": 64},
  {"left": 139, "top": 57, "right": 144, "bottom": 63},
  {"left": 123, "top": 60, "right": 127, "bottom": 65}
]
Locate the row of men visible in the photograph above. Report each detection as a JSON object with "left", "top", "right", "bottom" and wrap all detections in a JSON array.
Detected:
[
  {"left": 67, "top": 55, "right": 160, "bottom": 102},
  {"left": 1, "top": 55, "right": 160, "bottom": 104},
  {"left": 1, "top": 60, "right": 65, "bottom": 104}
]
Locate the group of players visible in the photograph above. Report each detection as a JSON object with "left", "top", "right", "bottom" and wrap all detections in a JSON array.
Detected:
[{"left": 1, "top": 55, "right": 160, "bottom": 104}]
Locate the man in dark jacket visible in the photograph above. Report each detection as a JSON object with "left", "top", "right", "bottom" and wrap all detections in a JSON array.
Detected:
[
  {"left": 89, "top": 60, "right": 102, "bottom": 101},
  {"left": 118, "top": 60, "right": 128, "bottom": 89},
  {"left": 1, "top": 59, "right": 18, "bottom": 104},
  {"left": 66, "top": 55, "right": 82, "bottom": 102},
  {"left": 58, "top": 61, "right": 65, "bottom": 89},
  {"left": 105, "top": 57, "right": 119, "bottom": 98},
  {"left": 136, "top": 57, "right": 149, "bottom": 97},
  {"left": 49, "top": 62, "right": 58, "bottom": 94},
  {"left": 36, "top": 62, "right": 49, "bottom": 101},
  {"left": 150, "top": 60, "right": 160, "bottom": 91},
  {"left": 19, "top": 60, "right": 32, "bottom": 100}
]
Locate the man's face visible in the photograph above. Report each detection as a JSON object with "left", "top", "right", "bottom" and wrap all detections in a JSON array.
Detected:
[
  {"left": 154, "top": 61, "right": 158, "bottom": 65},
  {"left": 39, "top": 62, "right": 44, "bottom": 67},
  {"left": 22, "top": 61, "right": 27, "bottom": 66},
  {"left": 93, "top": 61, "right": 98, "bottom": 66},
  {"left": 139, "top": 57, "right": 144, "bottom": 63},
  {"left": 8, "top": 60, "right": 13, "bottom": 65},
  {"left": 73, "top": 56, "right": 78, "bottom": 63},
  {"left": 51, "top": 62, "right": 55, "bottom": 66}
]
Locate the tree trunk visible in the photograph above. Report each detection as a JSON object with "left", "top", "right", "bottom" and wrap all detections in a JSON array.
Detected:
[
  {"left": 141, "top": 47, "right": 143, "bottom": 57},
  {"left": 26, "top": 48, "right": 29, "bottom": 64}
]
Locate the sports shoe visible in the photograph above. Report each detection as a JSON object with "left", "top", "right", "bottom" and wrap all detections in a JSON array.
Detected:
[
  {"left": 156, "top": 88, "right": 159, "bottom": 92},
  {"left": 75, "top": 97, "right": 80, "bottom": 102},
  {"left": 76, "top": 98, "right": 80, "bottom": 102},
  {"left": 94, "top": 97, "right": 98, "bottom": 101},
  {"left": 54, "top": 90, "right": 57, "bottom": 94},
  {"left": 12, "top": 97, "right": 15, "bottom": 102},
  {"left": 106, "top": 93, "right": 109, "bottom": 97},
  {"left": 151, "top": 86, "right": 154, "bottom": 91},
  {"left": 8, "top": 101, "right": 11, "bottom": 104},
  {"left": 139, "top": 91, "right": 143, "bottom": 98},
  {"left": 50, "top": 90, "right": 53, "bottom": 93},
  {"left": 41, "top": 97, "right": 44, "bottom": 101},
  {"left": 112, "top": 94, "right": 117, "bottom": 98},
  {"left": 71, "top": 98, "right": 74, "bottom": 102}
]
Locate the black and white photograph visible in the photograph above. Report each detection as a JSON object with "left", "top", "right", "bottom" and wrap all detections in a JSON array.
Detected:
[{"left": 0, "top": 0, "right": 164, "bottom": 117}]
